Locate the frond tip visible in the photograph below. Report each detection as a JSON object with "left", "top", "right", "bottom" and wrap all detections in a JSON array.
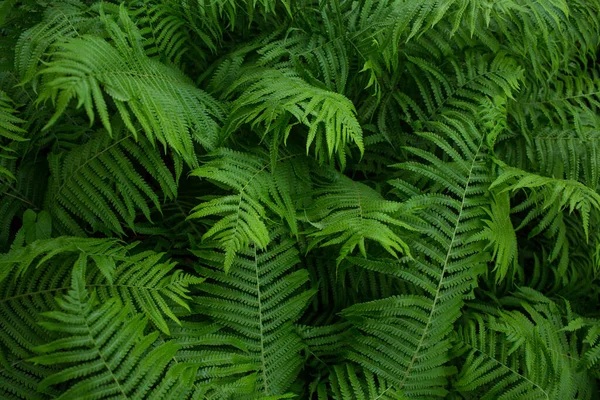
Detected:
[{"left": 224, "top": 69, "right": 363, "bottom": 166}]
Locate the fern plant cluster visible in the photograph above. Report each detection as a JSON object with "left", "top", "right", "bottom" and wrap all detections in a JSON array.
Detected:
[{"left": 1, "top": 0, "right": 600, "bottom": 398}]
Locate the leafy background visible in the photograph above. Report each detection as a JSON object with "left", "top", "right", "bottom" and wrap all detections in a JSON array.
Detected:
[{"left": 0, "top": 0, "right": 599, "bottom": 398}]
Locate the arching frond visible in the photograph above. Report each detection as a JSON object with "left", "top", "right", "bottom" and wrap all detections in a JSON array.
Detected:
[
  {"left": 490, "top": 164, "right": 600, "bottom": 283},
  {"left": 1, "top": 237, "right": 200, "bottom": 340},
  {"left": 188, "top": 148, "right": 307, "bottom": 272},
  {"left": 341, "top": 111, "right": 493, "bottom": 397},
  {"left": 454, "top": 289, "right": 598, "bottom": 399},
  {"left": 0, "top": 235, "right": 204, "bottom": 399},
  {"left": 223, "top": 68, "right": 363, "bottom": 167},
  {"left": 36, "top": 5, "right": 224, "bottom": 165},
  {"left": 14, "top": 0, "right": 107, "bottom": 86}
]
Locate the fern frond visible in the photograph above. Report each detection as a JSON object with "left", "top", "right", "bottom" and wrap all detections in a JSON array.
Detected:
[
  {"left": 0, "top": 91, "right": 26, "bottom": 143},
  {"left": 164, "top": 320, "right": 258, "bottom": 398},
  {"left": 582, "top": 322, "right": 600, "bottom": 372},
  {"left": 305, "top": 172, "right": 412, "bottom": 264},
  {"left": 14, "top": 0, "right": 106, "bottom": 86},
  {"left": 499, "top": 74, "right": 600, "bottom": 189},
  {"left": 454, "top": 289, "right": 598, "bottom": 399},
  {"left": 0, "top": 160, "right": 47, "bottom": 250},
  {"left": 45, "top": 126, "right": 178, "bottom": 236},
  {"left": 188, "top": 148, "right": 307, "bottom": 272},
  {"left": 0, "top": 235, "right": 204, "bottom": 397},
  {"left": 223, "top": 68, "right": 363, "bottom": 167},
  {"left": 473, "top": 191, "right": 518, "bottom": 284},
  {"left": 297, "top": 322, "right": 352, "bottom": 362},
  {"left": 36, "top": 5, "right": 224, "bottom": 165},
  {"left": 257, "top": 29, "right": 350, "bottom": 95},
  {"left": 1, "top": 237, "right": 201, "bottom": 335},
  {"left": 327, "top": 363, "right": 403, "bottom": 400},
  {"left": 400, "top": 51, "right": 523, "bottom": 124},
  {"left": 29, "top": 265, "right": 183, "bottom": 400},
  {"left": 131, "top": 0, "right": 191, "bottom": 66},
  {"left": 340, "top": 111, "right": 493, "bottom": 397},
  {"left": 192, "top": 235, "right": 316, "bottom": 396},
  {"left": 490, "top": 164, "right": 600, "bottom": 282},
  {"left": 0, "top": 90, "right": 26, "bottom": 180},
  {"left": 492, "top": 165, "right": 600, "bottom": 237}
]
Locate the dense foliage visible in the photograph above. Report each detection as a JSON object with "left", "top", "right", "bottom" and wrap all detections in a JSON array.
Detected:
[{"left": 1, "top": 0, "right": 600, "bottom": 398}]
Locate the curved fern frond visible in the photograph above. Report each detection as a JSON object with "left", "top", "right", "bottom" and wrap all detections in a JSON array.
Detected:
[
  {"left": 473, "top": 191, "right": 518, "bottom": 284},
  {"left": 371, "top": 0, "right": 595, "bottom": 79},
  {"left": 29, "top": 266, "right": 183, "bottom": 400},
  {"left": 14, "top": 0, "right": 107, "bottom": 86},
  {"left": 490, "top": 164, "right": 600, "bottom": 282},
  {"left": 1, "top": 237, "right": 201, "bottom": 336},
  {"left": 0, "top": 91, "right": 26, "bottom": 143},
  {"left": 131, "top": 0, "right": 192, "bottom": 66},
  {"left": 191, "top": 235, "right": 316, "bottom": 396},
  {"left": 305, "top": 172, "right": 412, "bottom": 264},
  {"left": 45, "top": 126, "right": 178, "bottom": 236},
  {"left": 499, "top": 74, "right": 600, "bottom": 189},
  {"left": 398, "top": 52, "right": 523, "bottom": 124},
  {"left": 36, "top": 5, "right": 224, "bottom": 165},
  {"left": 223, "top": 68, "right": 363, "bottom": 167},
  {"left": 0, "top": 235, "right": 203, "bottom": 397},
  {"left": 528, "top": 124, "right": 600, "bottom": 190},
  {"left": 188, "top": 148, "right": 307, "bottom": 272},
  {"left": 163, "top": 320, "right": 258, "bottom": 398}
]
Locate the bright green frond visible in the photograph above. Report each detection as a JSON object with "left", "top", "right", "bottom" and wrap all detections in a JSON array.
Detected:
[
  {"left": 223, "top": 68, "right": 363, "bottom": 167},
  {"left": 188, "top": 148, "right": 307, "bottom": 272},
  {"left": 35, "top": 5, "right": 224, "bottom": 165}
]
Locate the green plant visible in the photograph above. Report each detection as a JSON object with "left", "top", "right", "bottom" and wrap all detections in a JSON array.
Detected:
[{"left": 1, "top": 0, "right": 599, "bottom": 398}]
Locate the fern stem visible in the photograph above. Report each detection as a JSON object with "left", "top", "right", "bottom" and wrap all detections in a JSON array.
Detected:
[
  {"left": 252, "top": 244, "right": 270, "bottom": 395},
  {"left": 399, "top": 136, "right": 484, "bottom": 388}
]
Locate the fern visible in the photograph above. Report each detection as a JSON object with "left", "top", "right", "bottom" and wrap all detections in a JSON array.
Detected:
[
  {"left": 0, "top": 161, "right": 47, "bottom": 250},
  {"left": 304, "top": 172, "right": 412, "bottom": 264},
  {"left": 454, "top": 289, "right": 598, "bottom": 399},
  {"left": 191, "top": 234, "right": 316, "bottom": 396},
  {"left": 45, "top": 125, "right": 178, "bottom": 236},
  {"left": 34, "top": 5, "right": 224, "bottom": 165},
  {"left": 326, "top": 363, "right": 403, "bottom": 400},
  {"left": 188, "top": 148, "right": 307, "bottom": 272},
  {"left": 339, "top": 111, "right": 493, "bottom": 397},
  {"left": 0, "top": 90, "right": 26, "bottom": 180},
  {"left": 29, "top": 265, "right": 183, "bottom": 399},
  {"left": 1, "top": 0, "right": 600, "bottom": 398},
  {"left": 223, "top": 68, "right": 363, "bottom": 167}
]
